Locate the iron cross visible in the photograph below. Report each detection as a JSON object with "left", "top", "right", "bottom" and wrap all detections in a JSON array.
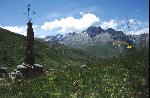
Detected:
[{"left": 24, "top": 4, "right": 36, "bottom": 21}]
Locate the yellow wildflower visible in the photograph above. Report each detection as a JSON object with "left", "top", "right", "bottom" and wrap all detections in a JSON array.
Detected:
[{"left": 127, "top": 45, "right": 132, "bottom": 48}]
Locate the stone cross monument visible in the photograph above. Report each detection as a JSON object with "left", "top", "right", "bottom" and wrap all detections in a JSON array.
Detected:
[
  {"left": 24, "top": 4, "right": 36, "bottom": 66},
  {"left": 16, "top": 4, "right": 43, "bottom": 77},
  {"left": 25, "top": 20, "right": 35, "bottom": 66}
]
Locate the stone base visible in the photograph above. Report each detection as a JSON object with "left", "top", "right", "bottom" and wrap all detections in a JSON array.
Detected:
[{"left": 17, "top": 64, "right": 44, "bottom": 77}]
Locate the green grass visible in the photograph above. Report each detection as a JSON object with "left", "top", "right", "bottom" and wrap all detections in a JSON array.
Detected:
[
  {"left": 0, "top": 52, "right": 149, "bottom": 98},
  {"left": 68, "top": 40, "right": 121, "bottom": 57},
  {"left": 0, "top": 28, "right": 91, "bottom": 70},
  {"left": 0, "top": 28, "right": 149, "bottom": 98}
]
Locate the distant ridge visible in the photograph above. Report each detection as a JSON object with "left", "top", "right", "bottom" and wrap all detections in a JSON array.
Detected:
[{"left": 43, "top": 26, "right": 149, "bottom": 56}]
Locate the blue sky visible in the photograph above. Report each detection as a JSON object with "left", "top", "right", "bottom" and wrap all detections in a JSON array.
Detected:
[{"left": 0, "top": 0, "right": 149, "bottom": 37}]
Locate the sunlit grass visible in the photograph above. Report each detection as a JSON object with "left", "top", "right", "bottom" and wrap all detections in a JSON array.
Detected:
[
  {"left": 0, "top": 47, "right": 149, "bottom": 98},
  {"left": 0, "top": 29, "right": 149, "bottom": 98}
]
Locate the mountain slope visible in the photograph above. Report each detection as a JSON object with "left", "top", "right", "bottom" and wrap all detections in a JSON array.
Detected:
[
  {"left": 43, "top": 26, "right": 134, "bottom": 57},
  {"left": 0, "top": 27, "right": 100, "bottom": 70}
]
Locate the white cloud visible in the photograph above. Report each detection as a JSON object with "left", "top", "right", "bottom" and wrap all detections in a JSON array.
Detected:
[
  {"left": 41, "top": 13, "right": 100, "bottom": 34},
  {"left": 127, "top": 27, "right": 149, "bottom": 35},
  {"left": 100, "top": 19, "right": 118, "bottom": 29},
  {"left": 0, "top": 26, "right": 26, "bottom": 36},
  {"left": 128, "top": 19, "right": 142, "bottom": 25},
  {"left": 119, "top": 18, "right": 148, "bottom": 35},
  {"left": 129, "top": 19, "right": 135, "bottom": 24},
  {"left": 0, "top": 25, "right": 39, "bottom": 36},
  {"left": 0, "top": 14, "right": 148, "bottom": 38},
  {"left": 80, "top": 12, "right": 84, "bottom": 15}
]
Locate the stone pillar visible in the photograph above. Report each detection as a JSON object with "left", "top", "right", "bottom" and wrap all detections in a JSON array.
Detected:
[{"left": 25, "top": 20, "right": 35, "bottom": 66}]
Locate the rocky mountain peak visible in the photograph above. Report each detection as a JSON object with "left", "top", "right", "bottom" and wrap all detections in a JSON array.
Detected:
[{"left": 86, "top": 26, "right": 104, "bottom": 37}]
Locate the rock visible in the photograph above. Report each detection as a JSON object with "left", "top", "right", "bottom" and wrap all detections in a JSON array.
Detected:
[
  {"left": 32, "top": 64, "right": 43, "bottom": 73},
  {"left": 8, "top": 70, "right": 22, "bottom": 80},
  {"left": 0, "top": 66, "right": 8, "bottom": 78},
  {"left": 80, "top": 64, "right": 88, "bottom": 68},
  {"left": 16, "top": 63, "right": 44, "bottom": 77},
  {"left": 17, "top": 64, "right": 27, "bottom": 69}
]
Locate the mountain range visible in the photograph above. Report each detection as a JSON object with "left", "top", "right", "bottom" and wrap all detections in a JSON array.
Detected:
[{"left": 43, "top": 26, "right": 149, "bottom": 56}]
